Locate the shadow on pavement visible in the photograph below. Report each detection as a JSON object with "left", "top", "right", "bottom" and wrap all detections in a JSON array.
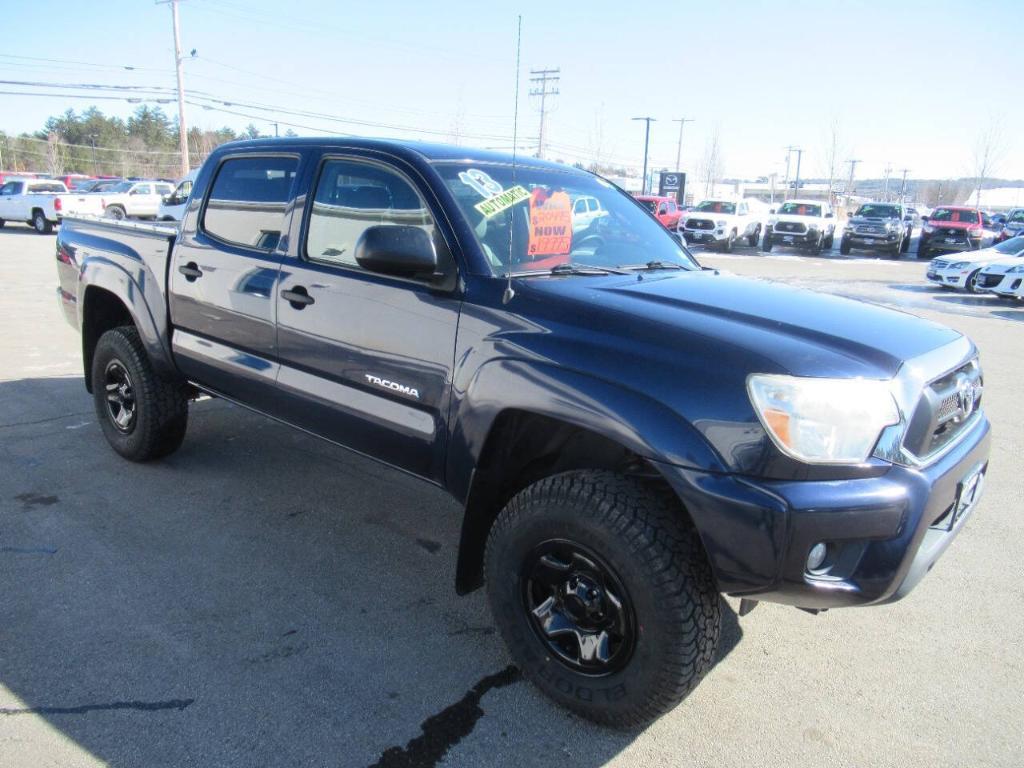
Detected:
[{"left": 0, "top": 376, "right": 743, "bottom": 767}]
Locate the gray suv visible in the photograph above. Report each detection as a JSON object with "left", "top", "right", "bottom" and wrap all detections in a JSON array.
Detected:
[{"left": 841, "top": 202, "right": 913, "bottom": 257}]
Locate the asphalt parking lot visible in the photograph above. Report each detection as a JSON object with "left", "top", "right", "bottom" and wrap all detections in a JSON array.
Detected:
[{"left": 1, "top": 226, "right": 1022, "bottom": 768}]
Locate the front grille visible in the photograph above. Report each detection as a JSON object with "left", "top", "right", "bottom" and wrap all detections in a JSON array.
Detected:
[
  {"left": 932, "top": 260, "right": 950, "bottom": 269},
  {"left": 979, "top": 273, "right": 1002, "bottom": 288},
  {"left": 774, "top": 221, "right": 806, "bottom": 234},
  {"left": 856, "top": 224, "right": 886, "bottom": 235},
  {"left": 902, "top": 359, "right": 983, "bottom": 461},
  {"left": 686, "top": 218, "right": 715, "bottom": 230},
  {"left": 935, "top": 229, "right": 969, "bottom": 243}
]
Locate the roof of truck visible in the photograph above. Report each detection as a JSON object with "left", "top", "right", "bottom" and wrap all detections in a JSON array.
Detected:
[{"left": 217, "top": 137, "right": 585, "bottom": 173}]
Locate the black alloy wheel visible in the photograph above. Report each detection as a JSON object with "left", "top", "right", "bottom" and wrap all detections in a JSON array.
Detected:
[
  {"left": 103, "top": 359, "right": 137, "bottom": 432},
  {"left": 521, "top": 540, "right": 636, "bottom": 676}
]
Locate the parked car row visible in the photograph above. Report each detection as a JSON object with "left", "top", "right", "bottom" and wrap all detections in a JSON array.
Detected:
[
  {"left": 0, "top": 174, "right": 182, "bottom": 233},
  {"left": 926, "top": 235, "right": 1024, "bottom": 298}
]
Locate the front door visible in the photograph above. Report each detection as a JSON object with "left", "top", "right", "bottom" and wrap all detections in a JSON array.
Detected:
[
  {"left": 274, "top": 153, "right": 462, "bottom": 482},
  {"left": 168, "top": 152, "right": 302, "bottom": 407}
]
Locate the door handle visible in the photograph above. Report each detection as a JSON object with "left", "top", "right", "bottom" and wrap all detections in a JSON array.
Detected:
[
  {"left": 281, "top": 286, "right": 315, "bottom": 309},
  {"left": 178, "top": 262, "right": 203, "bottom": 281}
]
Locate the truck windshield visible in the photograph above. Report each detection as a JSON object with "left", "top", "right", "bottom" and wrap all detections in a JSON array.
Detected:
[
  {"left": 930, "top": 208, "right": 978, "bottom": 223},
  {"left": 777, "top": 202, "right": 821, "bottom": 217},
  {"left": 856, "top": 204, "right": 900, "bottom": 218},
  {"left": 434, "top": 163, "right": 699, "bottom": 275},
  {"left": 694, "top": 201, "right": 736, "bottom": 215}
]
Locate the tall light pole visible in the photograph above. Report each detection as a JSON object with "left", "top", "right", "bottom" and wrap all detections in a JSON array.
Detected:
[
  {"left": 672, "top": 117, "right": 694, "bottom": 171},
  {"left": 161, "top": 0, "right": 190, "bottom": 178},
  {"left": 845, "top": 158, "right": 861, "bottom": 201},
  {"left": 899, "top": 168, "right": 910, "bottom": 202},
  {"left": 632, "top": 117, "right": 656, "bottom": 194},
  {"left": 882, "top": 163, "right": 893, "bottom": 201},
  {"left": 792, "top": 148, "right": 804, "bottom": 198},
  {"left": 782, "top": 145, "right": 797, "bottom": 200}
]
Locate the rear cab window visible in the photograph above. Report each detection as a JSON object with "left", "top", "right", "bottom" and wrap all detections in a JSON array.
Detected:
[{"left": 202, "top": 155, "right": 299, "bottom": 251}]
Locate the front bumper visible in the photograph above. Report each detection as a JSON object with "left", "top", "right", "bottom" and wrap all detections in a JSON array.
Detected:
[
  {"left": 846, "top": 230, "right": 901, "bottom": 248},
  {"left": 683, "top": 229, "right": 729, "bottom": 245},
  {"left": 653, "top": 413, "right": 991, "bottom": 609},
  {"left": 926, "top": 268, "right": 969, "bottom": 287},
  {"left": 767, "top": 228, "right": 819, "bottom": 246},
  {"left": 986, "top": 274, "right": 1023, "bottom": 296},
  {"left": 922, "top": 233, "right": 981, "bottom": 253}
]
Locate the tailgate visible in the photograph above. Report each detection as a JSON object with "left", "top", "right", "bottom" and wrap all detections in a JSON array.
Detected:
[{"left": 58, "top": 194, "right": 104, "bottom": 217}]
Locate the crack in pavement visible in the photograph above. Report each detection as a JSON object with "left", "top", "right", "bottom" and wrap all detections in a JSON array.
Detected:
[
  {"left": 0, "top": 698, "right": 195, "bottom": 716},
  {"left": 367, "top": 666, "right": 520, "bottom": 768}
]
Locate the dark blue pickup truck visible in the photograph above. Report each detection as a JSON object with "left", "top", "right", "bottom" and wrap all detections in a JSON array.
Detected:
[{"left": 56, "top": 138, "right": 990, "bottom": 727}]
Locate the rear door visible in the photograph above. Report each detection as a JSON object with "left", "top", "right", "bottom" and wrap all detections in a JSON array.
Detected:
[
  {"left": 273, "top": 152, "right": 462, "bottom": 482},
  {"left": 0, "top": 182, "right": 21, "bottom": 219},
  {"left": 169, "top": 152, "right": 302, "bottom": 406}
]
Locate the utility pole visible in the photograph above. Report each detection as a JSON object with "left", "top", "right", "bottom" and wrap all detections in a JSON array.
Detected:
[
  {"left": 88, "top": 133, "right": 98, "bottom": 175},
  {"left": 160, "top": 0, "right": 191, "bottom": 178},
  {"left": 898, "top": 168, "right": 910, "bottom": 202},
  {"left": 672, "top": 117, "right": 695, "bottom": 171},
  {"left": 632, "top": 117, "right": 656, "bottom": 194},
  {"left": 273, "top": 122, "right": 279, "bottom": 138},
  {"left": 792, "top": 148, "right": 804, "bottom": 198},
  {"left": 882, "top": 164, "right": 893, "bottom": 201},
  {"left": 782, "top": 145, "right": 797, "bottom": 200},
  {"left": 845, "top": 158, "right": 861, "bottom": 201},
  {"left": 529, "top": 67, "right": 559, "bottom": 159}
]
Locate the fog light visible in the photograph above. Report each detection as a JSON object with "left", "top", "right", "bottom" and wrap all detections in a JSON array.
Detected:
[{"left": 807, "top": 542, "right": 828, "bottom": 571}]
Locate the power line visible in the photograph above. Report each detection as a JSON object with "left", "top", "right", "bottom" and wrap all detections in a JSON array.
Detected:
[{"left": 529, "top": 68, "right": 560, "bottom": 159}]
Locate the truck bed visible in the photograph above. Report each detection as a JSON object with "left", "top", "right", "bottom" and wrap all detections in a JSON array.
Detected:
[{"left": 56, "top": 216, "right": 179, "bottom": 333}]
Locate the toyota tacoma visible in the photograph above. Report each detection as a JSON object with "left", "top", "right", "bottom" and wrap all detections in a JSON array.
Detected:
[
  {"left": 762, "top": 199, "right": 836, "bottom": 253},
  {"left": 55, "top": 138, "right": 990, "bottom": 728},
  {"left": 840, "top": 202, "right": 912, "bottom": 257}
]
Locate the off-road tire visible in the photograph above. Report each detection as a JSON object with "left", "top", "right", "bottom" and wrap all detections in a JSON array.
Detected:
[
  {"left": 0, "top": 218, "right": 6, "bottom": 228},
  {"left": 762, "top": 234, "right": 773, "bottom": 252},
  {"left": 839, "top": 237, "right": 851, "bottom": 255},
  {"left": 105, "top": 205, "right": 127, "bottom": 221},
  {"left": 824, "top": 232, "right": 834, "bottom": 249},
  {"left": 484, "top": 470, "right": 720, "bottom": 729},
  {"left": 811, "top": 232, "right": 824, "bottom": 255},
  {"left": 32, "top": 210, "right": 53, "bottom": 234},
  {"left": 91, "top": 326, "right": 188, "bottom": 461},
  {"left": 901, "top": 230, "right": 911, "bottom": 252},
  {"left": 917, "top": 239, "right": 930, "bottom": 259},
  {"left": 746, "top": 225, "right": 760, "bottom": 248}
]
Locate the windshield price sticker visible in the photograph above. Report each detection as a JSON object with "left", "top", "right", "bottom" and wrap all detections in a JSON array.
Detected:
[
  {"left": 528, "top": 190, "right": 573, "bottom": 256},
  {"left": 474, "top": 185, "right": 531, "bottom": 218}
]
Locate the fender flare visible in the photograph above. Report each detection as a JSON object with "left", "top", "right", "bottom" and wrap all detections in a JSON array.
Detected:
[
  {"left": 78, "top": 255, "right": 177, "bottom": 383},
  {"left": 447, "top": 358, "right": 726, "bottom": 593}
]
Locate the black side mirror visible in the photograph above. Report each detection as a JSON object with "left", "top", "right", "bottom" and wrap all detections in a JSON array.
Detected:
[
  {"left": 825, "top": 212, "right": 834, "bottom": 218},
  {"left": 921, "top": 215, "right": 930, "bottom": 222},
  {"left": 355, "top": 225, "right": 438, "bottom": 280},
  {"left": 768, "top": 208, "right": 776, "bottom": 215}
]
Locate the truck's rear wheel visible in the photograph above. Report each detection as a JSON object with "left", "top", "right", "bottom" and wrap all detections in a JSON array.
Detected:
[
  {"left": 762, "top": 234, "right": 773, "bottom": 252},
  {"left": 91, "top": 326, "right": 188, "bottom": 461},
  {"left": 0, "top": 218, "right": 6, "bottom": 228},
  {"left": 484, "top": 470, "right": 720, "bottom": 728},
  {"left": 32, "top": 210, "right": 52, "bottom": 234},
  {"left": 746, "top": 225, "right": 760, "bottom": 247},
  {"left": 105, "top": 205, "right": 126, "bottom": 221}
]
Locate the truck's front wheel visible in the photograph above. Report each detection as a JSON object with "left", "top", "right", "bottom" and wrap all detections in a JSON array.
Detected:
[
  {"left": 484, "top": 470, "right": 720, "bottom": 728},
  {"left": 91, "top": 326, "right": 188, "bottom": 461}
]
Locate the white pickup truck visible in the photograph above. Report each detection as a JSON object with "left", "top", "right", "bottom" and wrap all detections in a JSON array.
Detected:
[
  {"left": 0, "top": 178, "right": 100, "bottom": 234},
  {"left": 99, "top": 180, "right": 175, "bottom": 220},
  {"left": 762, "top": 199, "right": 836, "bottom": 254},
  {"left": 680, "top": 198, "right": 762, "bottom": 252}
]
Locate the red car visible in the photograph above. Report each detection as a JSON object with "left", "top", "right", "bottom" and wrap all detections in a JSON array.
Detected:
[
  {"left": 918, "top": 206, "right": 989, "bottom": 259},
  {"left": 634, "top": 195, "right": 684, "bottom": 229}
]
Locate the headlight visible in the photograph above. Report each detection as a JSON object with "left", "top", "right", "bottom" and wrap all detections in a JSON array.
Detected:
[
  {"left": 716, "top": 219, "right": 727, "bottom": 227},
  {"left": 948, "top": 262, "right": 969, "bottom": 269},
  {"left": 747, "top": 374, "right": 900, "bottom": 464},
  {"left": 1008, "top": 264, "right": 1024, "bottom": 273}
]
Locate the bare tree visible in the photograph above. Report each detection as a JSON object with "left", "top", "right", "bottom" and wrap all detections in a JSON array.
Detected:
[
  {"left": 972, "top": 116, "right": 1008, "bottom": 208},
  {"left": 45, "top": 132, "right": 66, "bottom": 176},
  {"left": 697, "top": 125, "right": 724, "bottom": 197},
  {"left": 820, "top": 118, "right": 844, "bottom": 206}
]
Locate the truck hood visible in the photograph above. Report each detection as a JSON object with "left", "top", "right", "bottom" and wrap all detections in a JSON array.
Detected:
[
  {"left": 849, "top": 215, "right": 901, "bottom": 227},
  {"left": 521, "top": 270, "right": 960, "bottom": 379},
  {"left": 929, "top": 220, "right": 976, "bottom": 231},
  {"left": 772, "top": 213, "right": 821, "bottom": 226}
]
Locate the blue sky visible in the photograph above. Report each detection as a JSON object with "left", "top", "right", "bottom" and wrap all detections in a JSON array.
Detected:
[{"left": 1, "top": 0, "right": 1020, "bottom": 180}]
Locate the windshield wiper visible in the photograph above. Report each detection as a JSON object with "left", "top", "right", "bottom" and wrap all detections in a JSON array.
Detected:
[
  {"left": 620, "top": 261, "right": 688, "bottom": 271},
  {"left": 511, "top": 263, "right": 629, "bottom": 277}
]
